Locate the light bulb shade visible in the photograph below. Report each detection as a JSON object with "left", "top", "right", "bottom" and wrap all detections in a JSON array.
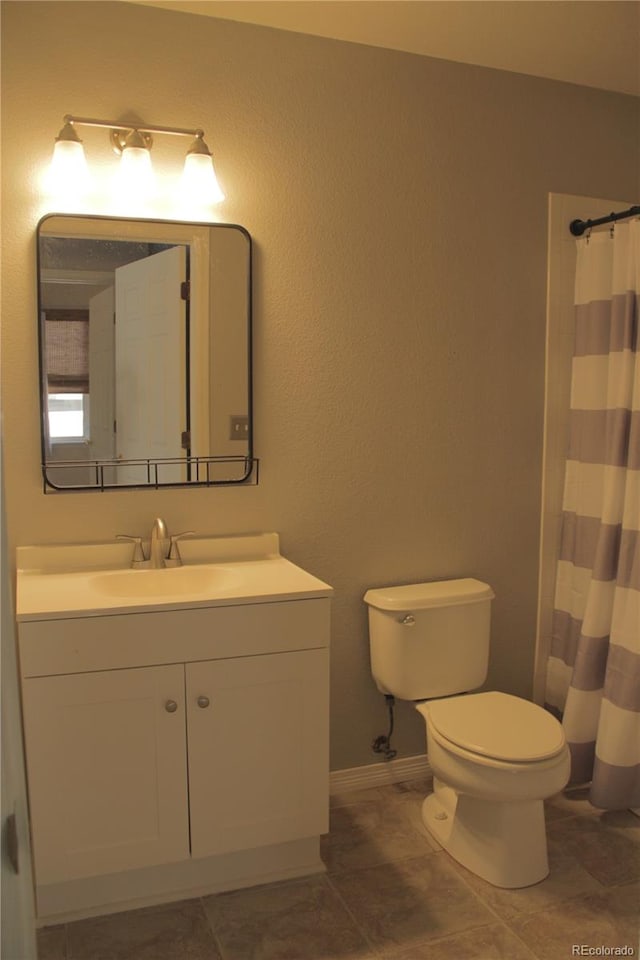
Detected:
[
  {"left": 181, "top": 150, "right": 225, "bottom": 204},
  {"left": 47, "top": 136, "right": 91, "bottom": 196},
  {"left": 116, "top": 144, "right": 156, "bottom": 202}
]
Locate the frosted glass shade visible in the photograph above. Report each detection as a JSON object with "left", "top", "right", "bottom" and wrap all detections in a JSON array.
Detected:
[
  {"left": 181, "top": 152, "right": 225, "bottom": 204},
  {"left": 48, "top": 139, "right": 91, "bottom": 196},
  {"left": 116, "top": 146, "right": 156, "bottom": 202}
]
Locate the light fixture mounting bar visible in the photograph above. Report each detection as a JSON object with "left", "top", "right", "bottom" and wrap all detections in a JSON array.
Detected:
[{"left": 63, "top": 115, "right": 205, "bottom": 139}]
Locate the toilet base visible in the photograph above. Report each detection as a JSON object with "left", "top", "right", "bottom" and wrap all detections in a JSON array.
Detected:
[{"left": 422, "top": 779, "right": 549, "bottom": 888}]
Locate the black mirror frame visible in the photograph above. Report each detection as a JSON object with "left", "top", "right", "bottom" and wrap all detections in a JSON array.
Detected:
[{"left": 36, "top": 213, "right": 256, "bottom": 492}]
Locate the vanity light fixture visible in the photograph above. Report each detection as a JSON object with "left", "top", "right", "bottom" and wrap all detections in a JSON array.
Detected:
[{"left": 49, "top": 115, "right": 225, "bottom": 204}]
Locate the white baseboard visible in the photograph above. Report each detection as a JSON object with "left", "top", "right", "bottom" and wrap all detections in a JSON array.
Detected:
[{"left": 329, "top": 754, "right": 431, "bottom": 795}]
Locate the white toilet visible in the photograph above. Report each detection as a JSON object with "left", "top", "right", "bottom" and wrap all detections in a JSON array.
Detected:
[{"left": 364, "top": 578, "right": 570, "bottom": 889}]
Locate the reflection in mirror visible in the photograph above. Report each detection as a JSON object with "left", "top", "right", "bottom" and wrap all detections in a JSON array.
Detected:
[{"left": 37, "top": 215, "right": 254, "bottom": 489}]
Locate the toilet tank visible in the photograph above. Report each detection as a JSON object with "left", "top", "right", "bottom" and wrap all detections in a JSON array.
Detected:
[{"left": 364, "top": 579, "right": 494, "bottom": 701}]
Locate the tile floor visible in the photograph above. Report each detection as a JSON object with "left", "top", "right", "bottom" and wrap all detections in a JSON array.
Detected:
[{"left": 36, "top": 779, "right": 640, "bottom": 960}]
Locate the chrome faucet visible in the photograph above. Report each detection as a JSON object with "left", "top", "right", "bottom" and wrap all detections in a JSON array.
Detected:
[
  {"left": 149, "top": 517, "right": 169, "bottom": 569},
  {"left": 117, "top": 519, "right": 193, "bottom": 569}
]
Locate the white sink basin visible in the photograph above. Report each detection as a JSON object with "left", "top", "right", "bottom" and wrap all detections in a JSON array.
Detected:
[{"left": 90, "top": 565, "right": 238, "bottom": 598}]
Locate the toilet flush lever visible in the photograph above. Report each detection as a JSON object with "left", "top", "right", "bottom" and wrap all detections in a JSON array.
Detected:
[{"left": 399, "top": 614, "right": 415, "bottom": 626}]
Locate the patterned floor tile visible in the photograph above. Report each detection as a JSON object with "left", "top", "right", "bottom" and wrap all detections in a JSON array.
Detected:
[
  {"left": 329, "top": 853, "right": 495, "bottom": 952},
  {"left": 66, "top": 898, "right": 221, "bottom": 960},
  {"left": 36, "top": 924, "right": 67, "bottom": 960},
  {"left": 321, "top": 793, "right": 439, "bottom": 874},
  {"left": 546, "top": 809, "right": 640, "bottom": 885},
  {"left": 508, "top": 882, "right": 640, "bottom": 960},
  {"left": 202, "top": 875, "right": 375, "bottom": 960},
  {"left": 381, "top": 922, "right": 538, "bottom": 959}
]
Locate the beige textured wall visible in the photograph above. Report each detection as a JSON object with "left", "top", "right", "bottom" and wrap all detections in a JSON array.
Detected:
[{"left": 2, "top": 1, "right": 638, "bottom": 770}]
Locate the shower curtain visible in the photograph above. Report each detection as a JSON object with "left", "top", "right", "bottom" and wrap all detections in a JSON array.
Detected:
[{"left": 545, "top": 217, "right": 639, "bottom": 810}]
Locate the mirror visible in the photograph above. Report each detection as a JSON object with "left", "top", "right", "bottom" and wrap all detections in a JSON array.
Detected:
[{"left": 37, "top": 214, "right": 253, "bottom": 489}]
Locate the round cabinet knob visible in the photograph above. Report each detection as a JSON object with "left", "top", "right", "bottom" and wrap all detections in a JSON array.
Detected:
[
  {"left": 165, "top": 700, "right": 178, "bottom": 713},
  {"left": 197, "top": 696, "right": 210, "bottom": 709}
]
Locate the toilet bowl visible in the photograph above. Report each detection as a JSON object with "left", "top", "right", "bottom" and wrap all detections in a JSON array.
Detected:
[{"left": 416, "top": 692, "right": 571, "bottom": 888}]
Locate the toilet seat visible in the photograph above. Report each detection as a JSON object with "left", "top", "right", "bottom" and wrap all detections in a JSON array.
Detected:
[{"left": 421, "top": 692, "right": 566, "bottom": 762}]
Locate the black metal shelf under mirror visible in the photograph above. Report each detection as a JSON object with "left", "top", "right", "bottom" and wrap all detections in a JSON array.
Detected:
[{"left": 37, "top": 213, "right": 254, "bottom": 491}]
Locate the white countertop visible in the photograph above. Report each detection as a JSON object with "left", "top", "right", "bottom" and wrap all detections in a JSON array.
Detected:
[{"left": 16, "top": 534, "right": 333, "bottom": 622}]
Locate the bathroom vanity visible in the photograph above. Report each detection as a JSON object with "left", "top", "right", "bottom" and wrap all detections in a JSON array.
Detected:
[{"left": 16, "top": 533, "right": 332, "bottom": 922}]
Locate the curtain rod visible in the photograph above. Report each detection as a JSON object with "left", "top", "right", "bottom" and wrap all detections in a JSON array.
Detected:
[{"left": 569, "top": 204, "right": 640, "bottom": 237}]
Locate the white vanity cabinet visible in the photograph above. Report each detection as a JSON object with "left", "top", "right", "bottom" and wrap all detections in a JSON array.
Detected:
[
  {"left": 22, "top": 644, "right": 328, "bottom": 885},
  {"left": 17, "top": 553, "right": 332, "bottom": 923}
]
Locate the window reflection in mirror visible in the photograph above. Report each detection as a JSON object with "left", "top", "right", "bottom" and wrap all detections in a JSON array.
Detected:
[
  {"left": 47, "top": 393, "right": 89, "bottom": 440},
  {"left": 37, "top": 215, "right": 253, "bottom": 490}
]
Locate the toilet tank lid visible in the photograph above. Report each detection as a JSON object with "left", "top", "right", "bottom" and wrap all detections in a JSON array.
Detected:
[{"left": 364, "top": 578, "right": 494, "bottom": 611}]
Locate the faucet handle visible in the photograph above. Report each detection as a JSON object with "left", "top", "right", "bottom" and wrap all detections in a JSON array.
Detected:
[
  {"left": 116, "top": 535, "right": 146, "bottom": 564},
  {"left": 167, "top": 531, "right": 195, "bottom": 564}
]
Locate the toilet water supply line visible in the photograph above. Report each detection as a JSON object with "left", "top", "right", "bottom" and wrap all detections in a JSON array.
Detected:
[{"left": 372, "top": 695, "right": 397, "bottom": 761}]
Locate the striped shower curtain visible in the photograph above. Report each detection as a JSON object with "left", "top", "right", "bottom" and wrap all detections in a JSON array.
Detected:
[{"left": 545, "top": 218, "right": 639, "bottom": 810}]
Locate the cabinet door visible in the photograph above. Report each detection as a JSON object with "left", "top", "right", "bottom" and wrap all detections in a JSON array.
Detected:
[
  {"left": 186, "top": 649, "right": 329, "bottom": 859},
  {"left": 22, "top": 665, "right": 189, "bottom": 884}
]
